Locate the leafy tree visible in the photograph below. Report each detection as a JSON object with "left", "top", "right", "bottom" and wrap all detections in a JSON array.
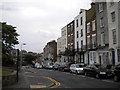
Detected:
[
  {"left": 23, "top": 54, "right": 37, "bottom": 65},
  {"left": 1, "top": 22, "right": 19, "bottom": 66}
]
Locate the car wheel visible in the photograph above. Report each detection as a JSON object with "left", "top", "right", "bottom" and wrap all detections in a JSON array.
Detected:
[
  {"left": 85, "top": 72, "right": 87, "bottom": 76},
  {"left": 114, "top": 75, "right": 118, "bottom": 82},
  {"left": 96, "top": 74, "right": 99, "bottom": 79},
  {"left": 75, "top": 70, "right": 78, "bottom": 74}
]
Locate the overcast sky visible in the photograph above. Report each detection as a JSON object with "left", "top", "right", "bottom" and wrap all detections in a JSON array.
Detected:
[{"left": 1, "top": 0, "right": 92, "bottom": 53}]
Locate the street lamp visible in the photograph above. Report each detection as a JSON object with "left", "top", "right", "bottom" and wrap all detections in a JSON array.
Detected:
[{"left": 20, "top": 43, "right": 26, "bottom": 70}]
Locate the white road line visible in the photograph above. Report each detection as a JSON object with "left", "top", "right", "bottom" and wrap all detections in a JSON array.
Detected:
[
  {"left": 101, "top": 80, "right": 114, "bottom": 83},
  {"left": 80, "top": 75, "right": 86, "bottom": 77}
]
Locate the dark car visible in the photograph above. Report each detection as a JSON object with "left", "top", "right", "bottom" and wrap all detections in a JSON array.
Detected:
[
  {"left": 113, "top": 64, "right": 120, "bottom": 82},
  {"left": 83, "top": 64, "right": 114, "bottom": 79},
  {"left": 58, "top": 63, "right": 71, "bottom": 72}
]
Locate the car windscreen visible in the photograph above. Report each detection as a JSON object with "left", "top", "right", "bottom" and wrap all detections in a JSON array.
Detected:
[
  {"left": 50, "top": 63, "right": 53, "bottom": 65},
  {"left": 97, "top": 65, "right": 106, "bottom": 70},
  {"left": 76, "top": 65, "right": 84, "bottom": 68}
]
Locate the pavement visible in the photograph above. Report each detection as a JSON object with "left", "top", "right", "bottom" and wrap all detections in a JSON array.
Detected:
[{"left": 2, "top": 68, "right": 55, "bottom": 89}]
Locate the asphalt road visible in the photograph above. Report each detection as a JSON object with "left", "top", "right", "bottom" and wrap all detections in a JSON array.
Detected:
[
  {"left": 4, "top": 67, "right": 120, "bottom": 89},
  {"left": 25, "top": 67, "right": 120, "bottom": 88}
]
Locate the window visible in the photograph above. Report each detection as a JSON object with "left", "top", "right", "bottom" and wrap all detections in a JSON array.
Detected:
[
  {"left": 87, "top": 23, "right": 90, "bottom": 33},
  {"left": 93, "top": 52, "right": 96, "bottom": 63},
  {"left": 81, "top": 55, "right": 84, "bottom": 63},
  {"left": 62, "top": 31, "right": 64, "bottom": 37},
  {"left": 87, "top": 36, "right": 90, "bottom": 49},
  {"left": 71, "top": 23, "right": 73, "bottom": 32},
  {"left": 117, "top": 49, "right": 120, "bottom": 62},
  {"left": 111, "top": 11, "right": 115, "bottom": 22},
  {"left": 99, "top": 3, "right": 103, "bottom": 12},
  {"left": 100, "top": 17, "right": 104, "bottom": 28},
  {"left": 110, "top": 0, "right": 114, "bottom": 6},
  {"left": 81, "top": 29, "right": 83, "bottom": 37},
  {"left": 64, "top": 38, "right": 66, "bottom": 45},
  {"left": 77, "top": 31, "right": 79, "bottom": 38},
  {"left": 101, "top": 33, "right": 105, "bottom": 46},
  {"left": 77, "top": 41, "right": 79, "bottom": 49},
  {"left": 76, "top": 19, "right": 78, "bottom": 27},
  {"left": 92, "top": 20, "right": 95, "bottom": 31},
  {"left": 64, "top": 30, "right": 66, "bottom": 36},
  {"left": 81, "top": 40, "right": 83, "bottom": 48},
  {"left": 112, "top": 29, "right": 117, "bottom": 44},
  {"left": 80, "top": 17, "right": 83, "bottom": 25},
  {"left": 92, "top": 34, "right": 96, "bottom": 48}
]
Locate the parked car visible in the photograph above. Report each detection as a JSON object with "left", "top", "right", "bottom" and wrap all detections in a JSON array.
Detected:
[
  {"left": 83, "top": 64, "right": 114, "bottom": 79},
  {"left": 36, "top": 65, "right": 43, "bottom": 69},
  {"left": 58, "top": 63, "right": 71, "bottom": 72},
  {"left": 53, "top": 64, "right": 60, "bottom": 70},
  {"left": 70, "top": 64, "right": 86, "bottom": 74},
  {"left": 46, "top": 63, "right": 54, "bottom": 69},
  {"left": 35, "top": 63, "right": 43, "bottom": 69},
  {"left": 113, "top": 64, "right": 120, "bottom": 82}
]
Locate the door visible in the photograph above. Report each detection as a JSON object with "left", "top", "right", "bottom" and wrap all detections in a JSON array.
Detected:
[
  {"left": 112, "top": 51, "right": 115, "bottom": 65},
  {"left": 88, "top": 53, "right": 89, "bottom": 64},
  {"left": 99, "top": 56, "right": 101, "bottom": 65}
]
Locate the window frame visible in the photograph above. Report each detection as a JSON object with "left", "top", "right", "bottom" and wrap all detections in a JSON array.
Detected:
[{"left": 112, "top": 29, "right": 117, "bottom": 44}]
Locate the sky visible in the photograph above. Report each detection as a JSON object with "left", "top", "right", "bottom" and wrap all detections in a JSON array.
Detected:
[{"left": 1, "top": 0, "right": 92, "bottom": 53}]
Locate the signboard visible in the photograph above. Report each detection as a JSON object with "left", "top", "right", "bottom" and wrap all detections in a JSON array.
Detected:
[{"left": 11, "top": 49, "right": 17, "bottom": 56}]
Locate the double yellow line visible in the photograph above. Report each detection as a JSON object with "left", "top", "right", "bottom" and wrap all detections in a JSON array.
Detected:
[
  {"left": 23, "top": 74, "right": 61, "bottom": 88},
  {"left": 44, "top": 77, "right": 61, "bottom": 88}
]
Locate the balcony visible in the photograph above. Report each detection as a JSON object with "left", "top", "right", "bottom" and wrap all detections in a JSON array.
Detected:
[
  {"left": 87, "top": 44, "right": 97, "bottom": 50},
  {"left": 75, "top": 45, "right": 87, "bottom": 53}
]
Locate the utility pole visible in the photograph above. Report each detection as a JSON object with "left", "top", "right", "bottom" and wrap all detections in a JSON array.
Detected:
[
  {"left": 20, "top": 43, "right": 26, "bottom": 71},
  {"left": 17, "top": 49, "right": 19, "bottom": 82}
]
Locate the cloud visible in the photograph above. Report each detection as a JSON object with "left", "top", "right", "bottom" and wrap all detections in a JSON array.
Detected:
[{"left": 2, "top": 0, "right": 91, "bottom": 53}]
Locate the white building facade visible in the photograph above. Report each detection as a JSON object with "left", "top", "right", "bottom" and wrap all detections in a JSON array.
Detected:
[
  {"left": 74, "top": 9, "right": 87, "bottom": 64},
  {"left": 57, "top": 25, "right": 68, "bottom": 63},
  {"left": 61, "top": 26, "right": 68, "bottom": 63},
  {"left": 57, "top": 37, "right": 62, "bottom": 63}
]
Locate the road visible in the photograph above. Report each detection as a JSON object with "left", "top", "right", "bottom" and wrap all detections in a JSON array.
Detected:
[
  {"left": 5, "top": 67, "right": 120, "bottom": 89},
  {"left": 24, "top": 67, "right": 120, "bottom": 88}
]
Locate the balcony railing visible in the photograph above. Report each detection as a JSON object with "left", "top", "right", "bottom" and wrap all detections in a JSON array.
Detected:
[
  {"left": 75, "top": 45, "right": 87, "bottom": 52},
  {"left": 87, "top": 44, "right": 97, "bottom": 50}
]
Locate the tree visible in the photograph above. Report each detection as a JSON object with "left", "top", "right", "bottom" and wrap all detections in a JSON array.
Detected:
[
  {"left": 23, "top": 54, "right": 37, "bottom": 65},
  {"left": 2, "top": 22, "right": 19, "bottom": 66}
]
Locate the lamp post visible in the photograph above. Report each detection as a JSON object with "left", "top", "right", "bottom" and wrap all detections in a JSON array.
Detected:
[{"left": 20, "top": 43, "right": 26, "bottom": 70}]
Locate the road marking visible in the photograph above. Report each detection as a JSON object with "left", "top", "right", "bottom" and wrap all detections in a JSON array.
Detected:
[
  {"left": 37, "top": 83, "right": 43, "bottom": 84},
  {"left": 101, "top": 80, "right": 114, "bottom": 83},
  {"left": 24, "top": 72, "right": 30, "bottom": 74},
  {"left": 30, "top": 85, "right": 46, "bottom": 88},
  {"left": 23, "top": 74, "right": 61, "bottom": 88},
  {"left": 86, "top": 77, "right": 95, "bottom": 80},
  {"left": 44, "top": 77, "right": 61, "bottom": 88},
  {"left": 80, "top": 75, "right": 86, "bottom": 77}
]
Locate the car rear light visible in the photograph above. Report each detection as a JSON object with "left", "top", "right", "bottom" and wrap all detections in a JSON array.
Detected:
[{"left": 64, "top": 66, "right": 69, "bottom": 68}]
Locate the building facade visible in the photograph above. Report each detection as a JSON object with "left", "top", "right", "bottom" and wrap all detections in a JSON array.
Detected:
[
  {"left": 86, "top": 3, "right": 98, "bottom": 65},
  {"left": 57, "top": 26, "right": 68, "bottom": 63},
  {"left": 43, "top": 40, "right": 57, "bottom": 63},
  {"left": 67, "top": 20, "right": 75, "bottom": 63},
  {"left": 107, "top": 1, "right": 120, "bottom": 65},
  {"left": 74, "top": 9, "right": 87, "bottom": 64},
  {"left": 96, "top": 2, "right": 109, "bottom": 65},
  {"left": 57, "top": 37, "right": 62, "bottom": 63}
]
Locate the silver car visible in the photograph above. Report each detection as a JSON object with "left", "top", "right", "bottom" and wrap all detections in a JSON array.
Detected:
[{"left": 70, "top": 64, "right": 85, "bottom": 74}]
